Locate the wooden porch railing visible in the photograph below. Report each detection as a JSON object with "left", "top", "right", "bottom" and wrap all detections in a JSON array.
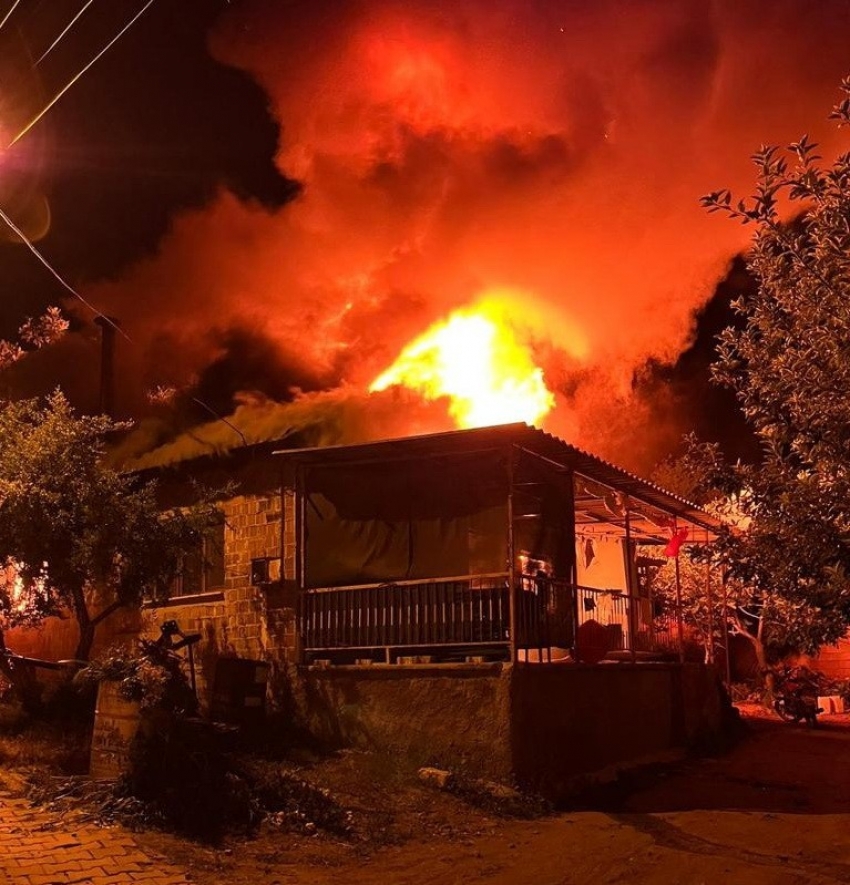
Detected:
[
  {"left": 300, "top": 574, "right": 511, "bottom": 656},
  {"left": 300, "top": 575, "right": 681, "bottom": 662}
]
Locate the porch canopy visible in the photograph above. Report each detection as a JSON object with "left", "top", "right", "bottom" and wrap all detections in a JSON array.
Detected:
[
  {"left": 276, "top": 424, "right": 722, "bottom": 662},
  {"left": 277, "top": 423, "right": 719, "bottom": 585}
]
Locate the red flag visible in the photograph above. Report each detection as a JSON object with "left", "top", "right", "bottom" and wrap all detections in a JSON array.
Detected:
[{"left": 664, "top": 526, "right": 689, "bottom": 557}]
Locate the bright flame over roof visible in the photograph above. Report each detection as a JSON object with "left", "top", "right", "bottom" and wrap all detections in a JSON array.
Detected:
[{"left": 370, "top": 300, "right": 555, "bottom": 429}]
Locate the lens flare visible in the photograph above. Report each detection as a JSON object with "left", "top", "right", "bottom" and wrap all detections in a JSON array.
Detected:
[{"left": 370, "top": 301, "right": 555, "bottom": 429}]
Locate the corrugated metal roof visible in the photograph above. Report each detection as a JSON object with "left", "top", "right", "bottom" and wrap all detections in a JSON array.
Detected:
[{"left": 274, "top": 422, "right": 721, "bottom": 534}]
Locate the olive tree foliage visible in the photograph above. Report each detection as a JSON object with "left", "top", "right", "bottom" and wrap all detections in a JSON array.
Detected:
[
  {"left": 0, "top": 307, "right": 68, "bottom": 370},
  {"left": 656, "top": 432, "right": 850, "bottom": 685},
  {"left": 647, "top": 530, "right": 841, "bottom": 675},
  {"left": 0, "top": 391, "right": 218, "bottom": 693},
  {"left": 679, "top": 79, "right": 850, "bottom": 677}
]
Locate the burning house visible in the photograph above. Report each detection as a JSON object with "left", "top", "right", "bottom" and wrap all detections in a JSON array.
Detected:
[
  {"left": 5, "top": 419, "right": 728, "bottom": 794},
  {"left": 111, "top": 423, "right": 736, "bottom": 792},
  {"left": 3, "top": 290, "right": 731, "bottom": 794},
  {"left": 2, "top": 228, "right": 728, "bottom": 781}
]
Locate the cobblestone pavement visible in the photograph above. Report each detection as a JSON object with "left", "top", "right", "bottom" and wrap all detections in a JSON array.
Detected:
[{"left": 0, "top": 796, "right": 191, "bottom": 885}]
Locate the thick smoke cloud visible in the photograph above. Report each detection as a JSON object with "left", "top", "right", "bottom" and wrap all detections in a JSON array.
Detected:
[{"left": 82, "top": 0, "right": 850, "bottom": 469}]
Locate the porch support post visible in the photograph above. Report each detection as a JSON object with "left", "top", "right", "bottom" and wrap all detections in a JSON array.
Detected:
[
  {"left": 674, "top": 532, "right": 685, "bottom": 664},
  {"left": 507, "top": 445, "right": 517, "bottom": 665},
  {"left": 624, "top": 500, "right": 637, "bottom": 664},
  {"left": 705, "top": 528, "right": 714, "bottom": 664},
  {"left": 721, "top": 568, "right": 732, "bottom": 686},
  {"left": 295, "top": 463, "right": 307, "bottom": 663},
  {"left": 296, "top": 463, "right": 306, "bottom": 592},
  {"left": 565, "top": 469, "right": 579, "bottom": 663}
]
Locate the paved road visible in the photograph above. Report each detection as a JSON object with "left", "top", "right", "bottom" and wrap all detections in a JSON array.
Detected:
[
  {"left": 5, "top": 708, "right": 850, "bottom": 885},
  {"left": 0, "top": 795, "right": 190, "bottom": 885}
]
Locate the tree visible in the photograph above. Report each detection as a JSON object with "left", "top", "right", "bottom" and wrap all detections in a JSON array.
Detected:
[
  {"left": 0, "top": 307, "right": 68, "bottom": 371},
  {"left": 691, "top": 78, "right": 850, "bottom": 681},
  {"left": 650, "top": 443, "right": 762, "bottom": 671},
  {"left": 0, "top": 391, "right": 217, "bottom": 703},
  {"left": 647, "top": 527, "right": 843, "bottom": 683}
]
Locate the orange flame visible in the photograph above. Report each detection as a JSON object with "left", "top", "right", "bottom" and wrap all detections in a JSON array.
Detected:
[
  {"left": 1, "top": 560, "right": 25, "bottom": 614},
  {"left": 1, "top": 559, "right": 47, "bottom": 615},
  {"left": 370, "top": 301, "right": 555, "bottom": 428}
]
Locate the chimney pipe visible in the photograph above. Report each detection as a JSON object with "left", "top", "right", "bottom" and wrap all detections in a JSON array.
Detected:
[{"left": 94, "top": 316, "right": 119, "bottom": 418}]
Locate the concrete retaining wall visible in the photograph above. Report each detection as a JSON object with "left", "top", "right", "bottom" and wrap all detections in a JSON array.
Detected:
[
  {"left": 301, "top": 664, "right": 513, "bottom": 779},
  {"left": 509, "top": 663, "right": 725, "bottom": 796},
  {"left": 509, "top": 665, "right": 677, "bottom": 795},
  {"left": 302, "top": 662, "right": 728, "bottom": 799}
]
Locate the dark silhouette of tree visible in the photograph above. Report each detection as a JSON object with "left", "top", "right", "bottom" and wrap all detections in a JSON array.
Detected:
[
  {"left": 691, "top": 78, "right": 850, "bottom": 681},
  {"left": 0, "top": 391, "right": 218, "bottom": 706}
]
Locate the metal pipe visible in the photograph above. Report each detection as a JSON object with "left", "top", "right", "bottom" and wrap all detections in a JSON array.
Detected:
[
  {"left": 94, "top": 316, "right": 119, "bottom": 418},
  {"left": 507, "top": 445, "right": 518, "bottom": 664},
  {"left": 674, "top": 531, "right": 685, "bottom": 664},
  {"left": 187, "top": 643, "right": 197, "bottom": 698},
  {"left": 624, "top": 500, "right": 637, "bottom": 664},
  {"left": 721, "top": 568, "right": 732, "bottom": 686},
  {"left": 705, "top": 528, "right": 714, "bottom": 664},
  {"left": 568, "top": 471, "right": 581, "bottom": 663}
]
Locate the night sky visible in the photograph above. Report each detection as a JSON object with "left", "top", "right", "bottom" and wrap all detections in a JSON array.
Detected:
[
  {"left": 1, "top": 0, "right": 850, "bottom": 469},
  {"left": 0, "top": 0, "right": 291, "bottom": 324}
]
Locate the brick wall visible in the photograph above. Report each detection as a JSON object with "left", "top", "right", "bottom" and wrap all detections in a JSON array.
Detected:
[
  {"left": 142, "top": 489, "right": 299, "bottom": 710},
  {"left": 798, "top": 639, "right": 850, "bottom": 681},
  {"left": 6, "top": 457, "right": 302, "bottom": 714}
]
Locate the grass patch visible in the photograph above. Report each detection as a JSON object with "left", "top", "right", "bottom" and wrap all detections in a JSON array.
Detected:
[{"left": 0, "top": 700, "right": 92, "bottom": 775}]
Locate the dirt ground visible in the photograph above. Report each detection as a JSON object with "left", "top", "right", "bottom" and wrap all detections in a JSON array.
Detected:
[{"left": 125, "top": 706, "right": 850, "bottom": 885}]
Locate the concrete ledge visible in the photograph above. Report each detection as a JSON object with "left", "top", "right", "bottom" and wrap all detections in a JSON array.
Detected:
[
  {"left": 143, "top": 591, "right": 225, "bottom": 609},
  {"left": 304, "top": 662, "right": 505, "bottom": 676}
]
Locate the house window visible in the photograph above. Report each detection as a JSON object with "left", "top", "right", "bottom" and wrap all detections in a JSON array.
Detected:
[{"left": 172, "top": 517, "right": 226, "bottom": 597}]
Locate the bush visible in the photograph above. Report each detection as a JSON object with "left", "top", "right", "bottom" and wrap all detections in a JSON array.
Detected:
[
  {"left": 120, "top": 720, "right": 352, "bottom": 843},
  {"left": 76, "top": 641, "right": 197, "bottom": 714},
  {"left": 122, "top": 717, "right": 256, "bottom": 842}
]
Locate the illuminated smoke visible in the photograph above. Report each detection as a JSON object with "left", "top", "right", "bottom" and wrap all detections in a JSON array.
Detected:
[
  {"left": 68, "top": 0, "right": 850, "bottom": 468},
  {"left": 117, "top": 387, "right": 455, "bottom": 470}
]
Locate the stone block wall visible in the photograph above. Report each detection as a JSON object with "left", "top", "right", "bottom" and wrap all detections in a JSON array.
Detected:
[
  {"left": 4, "top": 451, "right": 301, "bottom": 714},
  {"left": 142, "top": 490, "right": 297, "bottom": 710},
  {"left": 799, "top": 638, "right": 850, "bottom": 680}
]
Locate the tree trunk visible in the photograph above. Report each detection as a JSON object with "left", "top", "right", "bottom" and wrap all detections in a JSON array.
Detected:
[
  {"left": 735, "top": 611, "right": 774, "bottom": 702},
  {"left": 71, "top": 585, "right": 93, "bottom": 662},
  {"left": 754, "top": 610, "right": 776, "bottom": 701},
  {"left": 731, "top": 609, "right": 775, "bottom": 701},
  {"left": 753, "top": 637, "right": 776, "bottom": 699},
  {"left": 73, "top": 594, "right": 125, "bottom": 662},
  {"left": 75, "top": 623, "right": 95, "bottom": 663}
]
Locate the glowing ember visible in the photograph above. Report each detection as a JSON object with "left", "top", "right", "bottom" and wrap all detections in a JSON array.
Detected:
[{"left": 370, "top": 302, "right": 555, "bottom": 428}]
